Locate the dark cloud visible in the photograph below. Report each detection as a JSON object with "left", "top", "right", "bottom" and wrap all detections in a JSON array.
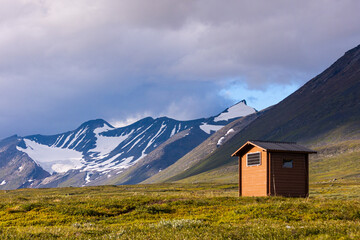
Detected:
[{"left": 0, "top": 0, "right": 360, "bottom": 138}]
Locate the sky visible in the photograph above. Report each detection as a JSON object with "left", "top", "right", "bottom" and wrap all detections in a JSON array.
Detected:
[{"left": 1, "top": 0, "right": 360, "bottom": 139}]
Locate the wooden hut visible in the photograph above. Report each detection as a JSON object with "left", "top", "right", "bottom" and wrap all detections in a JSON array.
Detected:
[{"left": 232, "top": 140, "right": 316, "bottom": 197}]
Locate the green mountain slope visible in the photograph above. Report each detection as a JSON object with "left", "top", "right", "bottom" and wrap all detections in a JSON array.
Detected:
[
  {"left": 153, "top": 44, "right": 360, "bottom": 183},
  {"left": 310, "top": 139, "right": 360, "bottom": 182}
]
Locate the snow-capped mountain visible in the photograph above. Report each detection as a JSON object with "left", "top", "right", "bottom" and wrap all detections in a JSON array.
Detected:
[
  {"left": 214, "top": 100, "right": 256, "bottom": 122},
  {"left": 0, "top": 100, "right": 256, "bottom": 189}
]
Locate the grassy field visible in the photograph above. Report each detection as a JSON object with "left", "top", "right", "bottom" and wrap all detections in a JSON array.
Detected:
[{"left": 0, "top": 181, "right": 359, "bottom": 239}]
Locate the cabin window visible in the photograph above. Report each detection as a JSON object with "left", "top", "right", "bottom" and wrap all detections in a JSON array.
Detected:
[
  {"left": 247, "top": 152, "right": 261, "bottom": 166},
  {"left": 282, "top": 159, "right": 293, "bottom": 168}
]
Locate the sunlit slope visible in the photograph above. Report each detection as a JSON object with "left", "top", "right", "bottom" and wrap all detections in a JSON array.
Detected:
[{"left": 310, "top": 139, "right": 360, "bottom": 182}]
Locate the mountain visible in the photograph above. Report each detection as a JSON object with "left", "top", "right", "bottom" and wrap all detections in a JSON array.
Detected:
[
  {"left": 0, "top": 100, "right": 256, "bottom": 189},
  {"left": 97, "top": 100, "right": 259, "bottom": 186},
  {"left": 143, "top": 109, "right": 268, "bottom": 184},
  {"left": 147, "top": 44, "right": 360, "bottom": 184},
  {"left": 0, "top": 135, "right": 50, "bottom": 189}
]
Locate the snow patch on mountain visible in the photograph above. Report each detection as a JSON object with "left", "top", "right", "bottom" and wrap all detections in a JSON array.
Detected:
[
  {"left": 200, "top": 123, "right": 224, "bottom": 134},
  {"left": 91, "top": 126, "right": 133, "bottom": 160},
  {"left": 117, "top": 156, "right": 135, "bottom": 169},
  {"left": 83, "top": 153, "right": 136, "bottom": 172},
  {"left": 217, "top": 128, "right": 236, "bottom": 146},
  {"left": 217, "top": 137, "right": 225, "bottom": 146},
  {"left": 170, "top": 126, "right": 176, "bottom": 137},
  {"left": 67, "top": 127, "right": 86, "bottom": 148},
  {"left": 226, "top": 129, "right": 235, "bottom": 135},
  {"left": 121, "top": 124, "right": 153, "bottom": 150},
  {"left": 17, "top": 139, "right": 84, "bottom": 174},
  {"left": 0, "top": 180, "right": 6, "bottom": 186},
  {"left": 214, "top": 101, "right": 256, "bottom": 122},
  {"left": 94, "top": 124, "right": 113, "bottom": 134},
  {"left": 85, "top": 172, "right": 92, "bottom": 184}
]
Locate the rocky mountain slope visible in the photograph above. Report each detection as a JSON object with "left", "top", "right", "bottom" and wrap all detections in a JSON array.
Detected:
[
  {"left": 0, "top": 135, "right": 50, "bottom": 189},
  {"left": 147, "top": 44, "right": 360, "bottom": 184},
  {"left": 143, "top": 109, "right": 267, "bottom": 184},
  {"left": 101, "top": 102, "right": 264, "bottom": 186},
  {"left": 0, "top": 100, "right": 256, "bottom": 189}
]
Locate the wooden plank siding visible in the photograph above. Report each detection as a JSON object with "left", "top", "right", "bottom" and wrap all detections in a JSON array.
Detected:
[
  {"left": 240, "top": 146, "right": 267, "bottom": 196},
  {"left": 269, "top": 152, "right": 307, "bottom": 197},
  {"left": 238, "top": 154, "right": 242, "bottom": 197}
]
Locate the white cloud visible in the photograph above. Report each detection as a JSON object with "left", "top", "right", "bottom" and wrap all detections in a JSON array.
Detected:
[{"left": 110, "top": 112, "right": 153, "bottom": 128}]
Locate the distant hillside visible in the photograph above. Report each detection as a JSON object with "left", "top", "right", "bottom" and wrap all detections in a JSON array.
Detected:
[{"left": 149, "top": 44, "right": 360, "bottom": 183}]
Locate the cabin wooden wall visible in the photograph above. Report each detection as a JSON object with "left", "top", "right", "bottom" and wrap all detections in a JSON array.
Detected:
[
  {"left": 240, "top": 146, "right": 267, "bottom": 196},
  {"left": 269, "top": 152, "right": 308, "bottom": 197}
]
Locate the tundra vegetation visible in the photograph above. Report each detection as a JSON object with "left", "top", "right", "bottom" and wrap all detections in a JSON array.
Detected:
[{"left": 0, "top": 180, "right": 359, "bottom": 239}]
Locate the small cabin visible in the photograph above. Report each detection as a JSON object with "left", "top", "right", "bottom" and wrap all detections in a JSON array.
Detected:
[{"left": 232, "top": 140, "right": 316, "bottom": 197}]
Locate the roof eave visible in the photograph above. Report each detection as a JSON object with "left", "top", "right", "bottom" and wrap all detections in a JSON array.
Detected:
[
  {"left": 267, "top": 150, "right": 317, "bottom": 154},
  {"left": 231, "top": 140, "right": 317, "bottom": 157},
  {"left": 231, "top": 141, "right": 267, "bottom": 157}
]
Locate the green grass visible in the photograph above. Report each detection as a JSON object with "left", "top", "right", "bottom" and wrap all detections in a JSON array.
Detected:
[
  {"left": 176, "top": 164, "right": 238, "bottom": 184},
  {"left": 0, "top": 182, "right": 360, "bottom": 239}
]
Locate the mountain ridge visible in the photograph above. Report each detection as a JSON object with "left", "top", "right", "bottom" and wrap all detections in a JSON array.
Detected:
[{"left": 0, "top": 100, "right": 256, "bottom": 189}]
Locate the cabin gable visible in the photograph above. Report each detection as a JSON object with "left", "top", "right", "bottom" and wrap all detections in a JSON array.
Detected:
[{"left": 240, "top": 145, "right": 268, "bottom": 196}]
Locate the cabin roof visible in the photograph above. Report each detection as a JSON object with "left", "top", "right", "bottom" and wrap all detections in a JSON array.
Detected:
[{"left": 231, "top": 140, "right": 317, "bottom": 157}]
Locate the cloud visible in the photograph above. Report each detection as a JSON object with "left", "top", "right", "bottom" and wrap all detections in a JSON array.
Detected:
[{"left": 0, "top": 0, "right": 360, "bottom": 138}]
